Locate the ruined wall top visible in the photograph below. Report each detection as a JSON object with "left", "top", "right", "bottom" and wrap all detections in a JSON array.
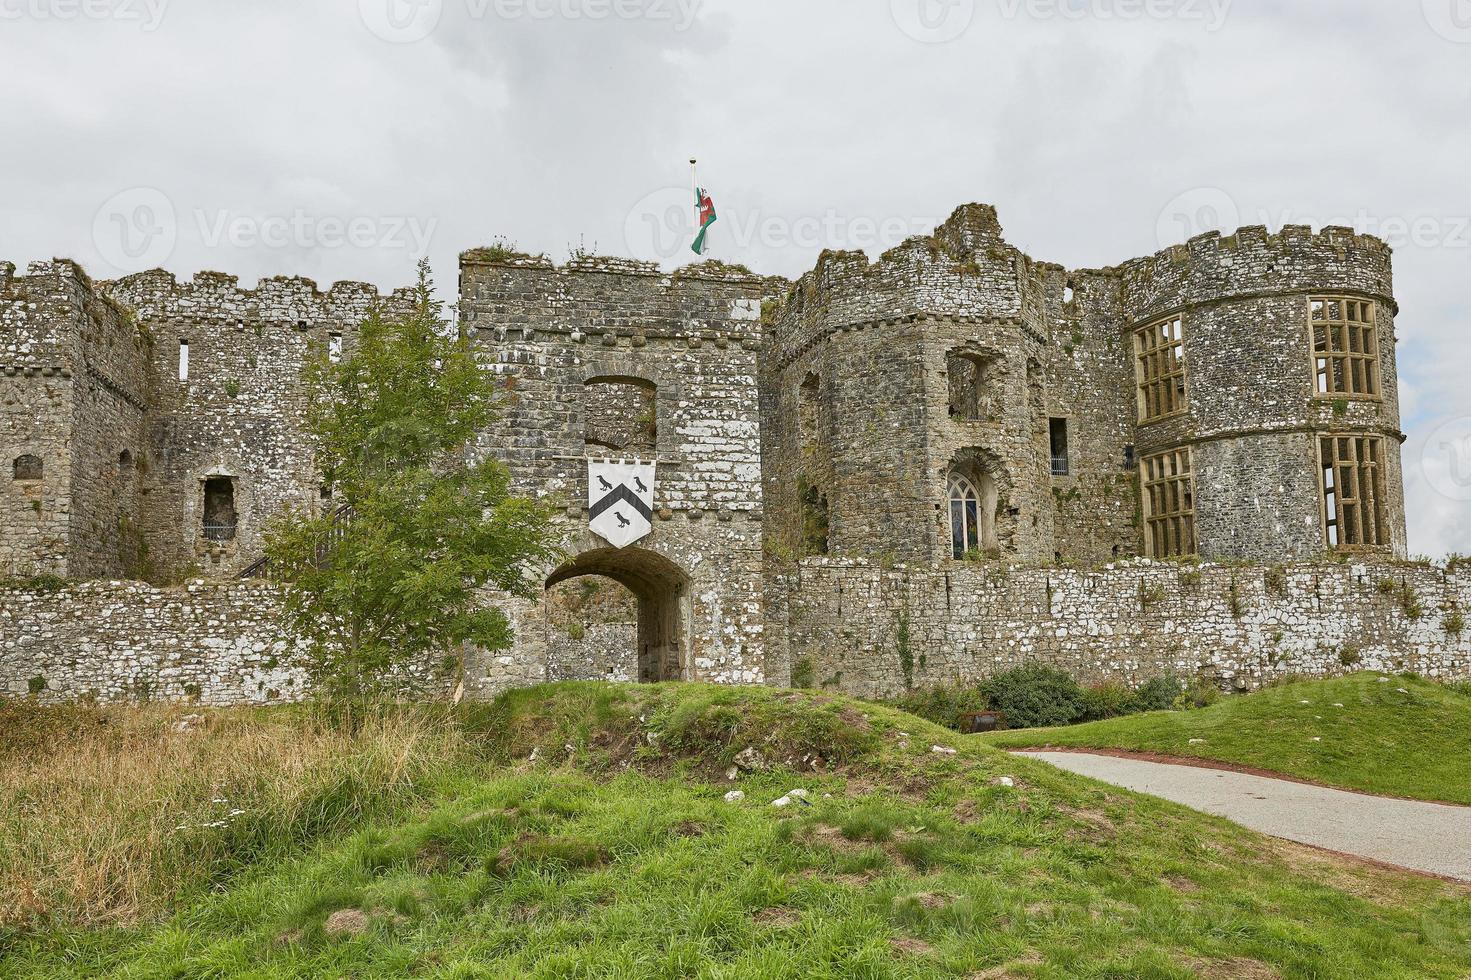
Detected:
[
  {"left": 1115, "top": 225, "right": 1395, "bottom": 327},
  {"left": 459, "top": 249, "right": 787, "bottom": 346},
  {"left": 105, "top": 268, "right": 418, "bottom": 331},
  {"left": 761, "top": 204, "right": 1063, "bottom": 368}
]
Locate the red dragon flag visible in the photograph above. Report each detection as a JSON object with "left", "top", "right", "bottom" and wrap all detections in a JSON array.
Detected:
[{"left": 692, "top": 186, "right": 717, "bottom": 255}]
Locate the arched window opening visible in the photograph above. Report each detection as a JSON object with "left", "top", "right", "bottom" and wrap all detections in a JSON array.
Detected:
[
  {"left": 948, "top": 467, "right": 1000, "bottom": 559},
  {"left": 949, "top": 473, "right": 981, "bottom": 558},
  {"left": 12, "top": 454, "right": 42, "bottom": 481},
  {"left": 585, "top": 377, "right": 657, "bottom": 455}
]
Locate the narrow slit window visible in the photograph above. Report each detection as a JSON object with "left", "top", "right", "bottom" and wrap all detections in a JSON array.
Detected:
[
  {"left": 1321, "top": 434, "right": 1389, "bottom": 549},
  {"left": 1311, "top": 298, "right": 1379, "bottom": 398},
  {"left": 1133, "top": 315, "right": 1187, "bottom": 422},
  {"left": 1049, "top": 418, "right": 1070, "bottom": 476},
  {"left": 1140, "top": 447, "right": 1197, "bottom": 559},
  {"left": 329, "top": 333, "right": 343, "bottom": 363},
  {"left": 178, "top": 340, "right": 190, "bottom": 381}
]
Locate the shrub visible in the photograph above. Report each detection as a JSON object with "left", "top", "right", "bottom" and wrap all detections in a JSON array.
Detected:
[
  {"left": 790, "top": 656, "right": 815, "bottom": 690},
  {"left": 1174, "top": 681, "right": 1223, "bottom": 710},
  {"left": 1130, "top": 674, "right": 1182, "bottom": 713},
  {"left": 979, "top": 665, "right": 1087, "bottom": 729},
  {"left": 890, "top": 683, "right": 987, "bottom": 729},
  {"left": 1080, "top": 683, "right": 1135, "bottom": 722}
]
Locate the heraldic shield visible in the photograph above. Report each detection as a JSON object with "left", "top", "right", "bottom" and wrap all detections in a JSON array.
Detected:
[{"left": 587, "top": 459, "right": 657, "bottom": 549}]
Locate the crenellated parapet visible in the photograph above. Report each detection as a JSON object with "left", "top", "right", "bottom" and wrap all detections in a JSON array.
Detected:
[
  {"left": 105, "top": 268, "right": 417, "bottom": 333},
  {"left": 1116, "top": 225, "right": 1395, "bottom": 328},
  {"left": 762, "top": 204, "right": 1057, "bottom": 370}
]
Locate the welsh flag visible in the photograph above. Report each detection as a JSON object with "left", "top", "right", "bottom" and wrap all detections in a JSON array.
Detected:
[{"left": 692, "top": 186, "right": 717, "bottom": 255}]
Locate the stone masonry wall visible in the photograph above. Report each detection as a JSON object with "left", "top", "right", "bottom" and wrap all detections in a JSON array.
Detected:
[
  {"left": 1117, "top": 227, "right": 1406, "bottom": 560},
  {"left": 457, "top": 254, "right": 785, "bottom": 692},
  {"left": 783, "top": 558, "right": 1470, "bottom": 698},
  {"left": 104, "top": 271, "right": 417, "bottom": 580},
  {"left": 0, "top": 580, "right": 304, "bottom": 705}
]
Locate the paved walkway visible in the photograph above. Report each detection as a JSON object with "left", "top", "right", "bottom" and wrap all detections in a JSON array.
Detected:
[{"left": 1016, "top": 751, "right": 1471, "bottom": 881}]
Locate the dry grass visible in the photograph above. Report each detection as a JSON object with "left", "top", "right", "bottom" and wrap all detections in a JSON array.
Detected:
[{"left": 0, "top": 700, "right": 471, "bottom": 929}]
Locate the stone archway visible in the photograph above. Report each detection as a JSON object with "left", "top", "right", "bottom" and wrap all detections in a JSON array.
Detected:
[{"left": 545, "top": 546, "right": 691, "bottom": 683}]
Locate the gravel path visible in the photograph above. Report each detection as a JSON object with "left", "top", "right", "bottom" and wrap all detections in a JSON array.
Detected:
[{"left": 1016, "top": 750, "right": 1471, "bottom": 881}]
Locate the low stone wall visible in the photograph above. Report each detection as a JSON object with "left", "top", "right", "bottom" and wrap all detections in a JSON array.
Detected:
[
  {"left": 0, "top": 580, "right": 302, "bottom": 705},
  {"left": 781, "top": 558, "right": 1471, "bottom": 697}
]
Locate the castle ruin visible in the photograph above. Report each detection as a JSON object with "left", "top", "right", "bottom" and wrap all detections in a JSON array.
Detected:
[{"left": 3, "top": 204, "right": 1466, "bottom": 704}]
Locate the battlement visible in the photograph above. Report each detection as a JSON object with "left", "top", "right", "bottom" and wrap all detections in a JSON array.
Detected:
[
  {"left": 105, "top": 267, "right": 416, "bottom": 331},
  {"left": 765, "top": 204, "right": 1042, "bottom": 362},
  {"left": 1116, "top": 223, "right": 1395, "bottom": 325}
]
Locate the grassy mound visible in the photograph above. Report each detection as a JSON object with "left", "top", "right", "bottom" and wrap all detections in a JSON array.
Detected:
[
  {"left": 2, "top": 683, "right": 1469, "bottom": 978},
  {"left": 984, "top": 673, "right": 1471, "bottom": 805}
]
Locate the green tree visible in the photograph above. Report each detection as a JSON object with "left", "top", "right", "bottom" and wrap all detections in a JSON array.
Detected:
[{"left": 266, "top": 261, "right": 556, "bottom": 704}]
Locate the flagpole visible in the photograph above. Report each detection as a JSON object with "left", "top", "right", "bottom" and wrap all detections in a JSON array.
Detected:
[{"left": 689, "top": 158, "right": 698, "bottom": 233}]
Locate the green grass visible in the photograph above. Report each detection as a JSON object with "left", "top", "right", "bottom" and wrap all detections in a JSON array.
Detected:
[
  {"left": 985, "top": 673, "right": 1471, "bottom": 805},
  {"left": 2, "top": 682, "right": 1470, "bottom": 978}
]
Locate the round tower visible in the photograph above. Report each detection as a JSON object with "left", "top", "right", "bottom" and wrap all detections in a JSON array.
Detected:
[{"left": 1118, "top": 225, "right": 1405, "bottom": 561}]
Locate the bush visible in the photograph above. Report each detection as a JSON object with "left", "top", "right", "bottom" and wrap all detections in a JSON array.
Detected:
[
  {"left": 979, "top": 665, "right": 1088, "bottom": 729},
  {"left": 1175, "top": 680, "right": 1223, "bottom": 710},
  {"left": 891, "top": 683, "right": 987, "bottom": 729},
  {"left": 1130, "top": 674, "right": 1182, "bottom": 713},
  {"left": 1080, "top": 683, "right": 1135, "bottom": 722}
]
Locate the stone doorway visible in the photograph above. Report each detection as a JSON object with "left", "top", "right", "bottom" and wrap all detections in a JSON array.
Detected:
[{"left": 544, "top": 547, "right": 691, "bottom": 683}]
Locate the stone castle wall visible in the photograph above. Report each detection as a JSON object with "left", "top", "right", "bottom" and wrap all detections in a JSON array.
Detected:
[
  {"left": 0, "top": 580, "right": 303, "bottom": 705},
  {"left": 103, "top": 271, "right": 416, "bottom": 579},
  {"left": 456, "top": 254, "right": 784, "bottom": 691},
  {"left": 783, "top": 557, "right": 1471, "bottom": 698}
]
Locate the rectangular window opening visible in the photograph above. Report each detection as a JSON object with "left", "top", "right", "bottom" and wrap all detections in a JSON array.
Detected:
[
  {"left": 203, "top": 477, "right": 237, "bottom": 542},
  {"left": 1049, "top": 418, "right": 1070, "bottom": 476},
  {"left": 329, "top": 333, "right": 343, "bottom": 363},
  {"left": 1140, "top": 447, "right": 1197, "bottom": 559},
  {"left": 1320, "top": 434, "right": 1388, "bottom": 549},
  {"left": 1133, "top": 315, "right": 1187, "bottom": 422},
  {"left": 1310, "top": 297, "right": 1379, "bottom": 398},
  {"left": 178, "top": 340, "right": 190, "bottom": 382}
]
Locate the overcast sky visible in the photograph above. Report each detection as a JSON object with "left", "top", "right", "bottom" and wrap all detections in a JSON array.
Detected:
[{"left": 2, "top": 0, "right": 1468, "bottom": 556}]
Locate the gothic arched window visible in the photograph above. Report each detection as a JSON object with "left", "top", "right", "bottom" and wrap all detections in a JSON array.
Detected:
[{"left": 949, "top": 472, "right": 981, "bottom": 559}]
